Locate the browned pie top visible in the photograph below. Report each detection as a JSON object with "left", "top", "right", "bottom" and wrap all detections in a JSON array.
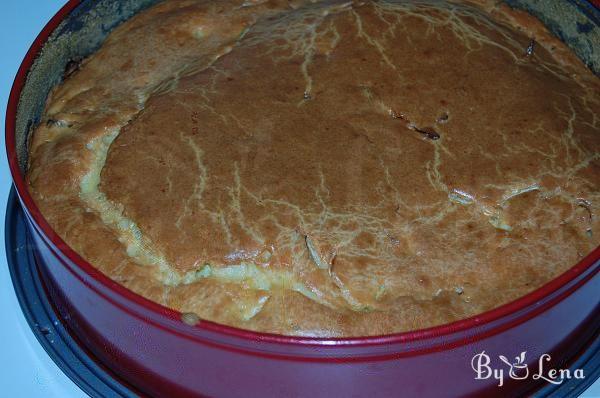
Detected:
[{"left": 27, "top": 0, "right": 600, "bottom": 336}]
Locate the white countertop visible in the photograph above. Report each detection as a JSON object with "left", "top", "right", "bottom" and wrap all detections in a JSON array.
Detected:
[{"left": 0, "top": 1, "right": 598, "bottom": 397}]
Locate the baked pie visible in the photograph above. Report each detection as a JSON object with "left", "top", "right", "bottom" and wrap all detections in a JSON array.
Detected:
[{"left": 27, "top": 0, "right": 600, "bottom": 336}]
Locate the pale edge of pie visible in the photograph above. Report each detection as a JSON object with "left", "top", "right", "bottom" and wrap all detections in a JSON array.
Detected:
[{"left": 26, "top": 0, "right": 600, "bottom": 337}]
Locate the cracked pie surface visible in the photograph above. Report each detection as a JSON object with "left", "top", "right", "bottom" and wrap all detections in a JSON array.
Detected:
[{"left": 27, "top": 0, "right": 600, "bottom": 336}]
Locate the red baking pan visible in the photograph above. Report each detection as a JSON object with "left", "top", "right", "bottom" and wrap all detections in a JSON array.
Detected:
[{"left": 5, "top": 0, "right": 600, "bottom": 396}]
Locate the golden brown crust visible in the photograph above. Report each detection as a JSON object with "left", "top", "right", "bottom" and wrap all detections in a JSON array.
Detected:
[{"left": 27, "top": 0, "right": 600, "bottom": 336}]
